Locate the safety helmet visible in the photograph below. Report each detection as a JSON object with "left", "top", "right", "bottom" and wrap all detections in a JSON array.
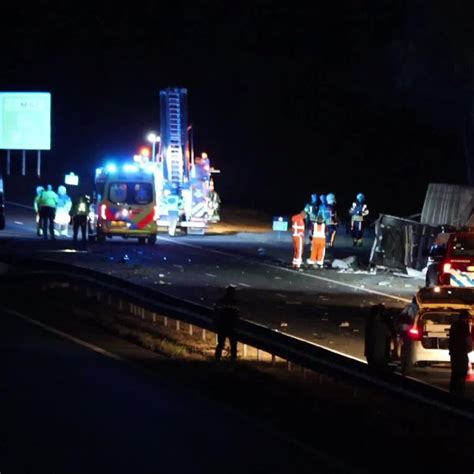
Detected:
[
  {"left": 356, "top": 193, "right": 365, "bottom": 202},
  {"left": 58, "top": 185, "right": 67, "bottom": 196},
  {"left": 326, "top": 193, "right": 336, "bottom": 205},
  {"left": 36, "top": 185, "right": 44, "bottom": 196},
  {"left": 310, "top": 193, "right": 318, "bottom": 203},
  {"left": 320, "top": 194, "right": 327, "bottom": 204}
]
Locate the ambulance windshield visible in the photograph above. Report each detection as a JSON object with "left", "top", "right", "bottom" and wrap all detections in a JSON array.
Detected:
[{"left": 109, "top": 182, "right": 153, "bottom": 205}]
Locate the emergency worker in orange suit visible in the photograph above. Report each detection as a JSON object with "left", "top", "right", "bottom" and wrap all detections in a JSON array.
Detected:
[
  {"left": 307, "top": 215, "right": 326, "bottom": 268},
  {"left": 291, "top": 211, "right": 306, "bottom": 269}
]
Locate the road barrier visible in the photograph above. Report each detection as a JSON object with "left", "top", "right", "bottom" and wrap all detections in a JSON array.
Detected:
[{"left": 2, "top": 254, "right": 474, "bottom": 424}]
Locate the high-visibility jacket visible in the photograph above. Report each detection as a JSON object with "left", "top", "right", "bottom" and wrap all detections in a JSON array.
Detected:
[
  {"left": 39, "top": 190, "right": 58, "bottom": 208},
  {"left": 291, "top": 214, "right": 305, "bottom": 236},
  {"left": 312, "top": 222, "right": 326, "bottom": 239}
]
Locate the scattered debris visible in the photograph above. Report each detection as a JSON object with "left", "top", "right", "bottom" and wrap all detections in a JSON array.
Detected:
[
  {"left": 332, "top": 259, "right": 349, "bottom": 269},
  {"left": 119, "top": 254, "right": 130, "bottom": 263},
  {"left": 159, "top": 274, "right": 165, "bottom": 278},
  {"left": 339, "top": 321, "right": 350, "bottom": 328},
  {"left": 274, "top": 276, "right": 282, "bottom": 280},
  {"left": 377, "top": 281, "right": 391, "bottom": 286},
  {"left": 342, "top": 256, "right": 357, "bottom": 266},
  {"left": 159, "top": 280, "right": 166, "bottom": 285},
  {"left": 280, "top": 322, "right": 288, "bottom": 328},
  {"left": 352, "top": 329, "right": 359, "bottom": 333}
]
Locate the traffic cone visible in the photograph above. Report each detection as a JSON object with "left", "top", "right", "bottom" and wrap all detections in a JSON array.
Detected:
[{"left": 466, "top": 362, "right": 474, "bottom": 382}]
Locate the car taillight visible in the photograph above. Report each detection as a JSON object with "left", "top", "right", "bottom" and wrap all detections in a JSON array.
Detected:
[
  {"left": 408, "top": 326, "right": 422, "bottom": 341},
  {"left": 443, "top": 262, "right": 452, "bottom": 273},
  {"left": 100, "top": 204, "right": 107, "bottom": 220}
]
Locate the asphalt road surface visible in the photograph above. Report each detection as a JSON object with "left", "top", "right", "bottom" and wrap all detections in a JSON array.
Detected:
[
  {"left": 1, "top": 300, "right": 355, "bottom": 474},
  {"left": 1, "top": 201, "right": 471, "bottom": 396}
]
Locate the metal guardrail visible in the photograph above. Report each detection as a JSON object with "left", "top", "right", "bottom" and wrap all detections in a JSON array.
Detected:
[{"left": 3, "top": 253, "right": 474, "bottom": 423}]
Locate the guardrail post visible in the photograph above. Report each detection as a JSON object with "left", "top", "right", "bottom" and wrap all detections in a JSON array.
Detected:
[
  {"left": 287, "top": 361, "right": 292, "bottom": 371},
  {"left": 176, "top": 320, "right": 180, "bottom": 331},
  {"left": 141, "top": 308, "right": 145, "bottom": 320},
  {"left": 152, "top": 312, "right": 156, "bottom": 324},
  {"left": 189, "top": 324, "right": 193, "bottom": 336},
  {"left": 129, "top": 303, "right": 134, "bottom": 315},
  {"left": 164, "top": 316, "right": 168, "bottom": 327},
  {"left": 272, "top": 354, "right": 276, "bottom": 366},
  {"left": 202, "top": 328, "right": 206, "bottom": 341},
  {"left": 243, "top": 344, "right": 248, "bottom": 357},
  {"left": 256, "top": 349, "right": 260, "bottom": 361}
]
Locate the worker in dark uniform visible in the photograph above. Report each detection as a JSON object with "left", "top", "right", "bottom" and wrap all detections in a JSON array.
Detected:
[
  {"left": 70, "top": 194, "right": 90, "bottom": 243},
  {"left": 449, "top": 310, "right": 472, "bottom": 396},
  {"left": 364, "top": 304, "right": 391, "bottom": 371},
  {"left": 214, "top": 285, "right": 240, "bottom": 361}
]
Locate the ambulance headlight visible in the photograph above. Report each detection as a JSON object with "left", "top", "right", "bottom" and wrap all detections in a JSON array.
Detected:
[{"left": 122, "top": 209, "right": 129, "bottom": 217}]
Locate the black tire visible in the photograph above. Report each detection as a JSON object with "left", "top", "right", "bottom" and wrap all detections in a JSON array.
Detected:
[
  {"left": 147, "top": 235, "right": 157, "bottom": 245},
  {"left": 138, "top": 237, "right": 146, "bottom": 245},
  {"left": 400, "top": 343, "right": 414, "bottom": 376},
  {"left": 97, "top": 232, "right": 106, "bottom": 244}
]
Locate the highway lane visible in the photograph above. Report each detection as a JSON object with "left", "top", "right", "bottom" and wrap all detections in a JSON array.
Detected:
[
  {"left": 1, "top": 201, "right": 469, "bottom": 395},
  {"left": 1, "top": 304, "right": 351, "bottom": 474}
]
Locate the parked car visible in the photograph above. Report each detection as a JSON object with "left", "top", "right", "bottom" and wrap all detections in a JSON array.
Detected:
[{"left": 400, "top": 286, "right": 474, "bottom": 375}]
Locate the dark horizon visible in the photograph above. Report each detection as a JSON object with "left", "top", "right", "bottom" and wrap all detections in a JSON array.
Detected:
[{"left": 1, "top": 2, "right": 473, "bottom": 218}]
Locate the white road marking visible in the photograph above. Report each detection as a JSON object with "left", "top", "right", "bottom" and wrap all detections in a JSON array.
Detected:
[
  {"left": 7, "top": 201, "right": 34, "bottom": 210},
  {"left": 238, "top": 282, "right": 251, "bottom": 287},
  {"left": 205, "top": 273, "right": 217, "bottom": 278},
  {"left": 7, "top": 309, "right": 123, "bottom": 361},
  {"left": 157, "top": 236, "right": 410, "bottom": 303},
  {"left": 14, "top": 221, "right": 23, "bottom": 225}
]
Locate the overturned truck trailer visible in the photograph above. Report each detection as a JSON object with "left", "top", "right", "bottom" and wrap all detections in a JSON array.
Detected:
[
  {"left": 369, "top": 215, "right": 440, "bottom": 271},
  {"left": 370, "top": 183, "right": 474, "bottom": 272}
]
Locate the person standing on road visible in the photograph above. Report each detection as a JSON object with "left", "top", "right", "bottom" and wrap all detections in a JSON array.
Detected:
[
  {"left": 214, "top": 285, "right": 240, "bottom": 361},
  {"left": 307, "top": 215, "right": 326, "bottom": 268},
  {"left": 34, "top": 185, "right": 45, "bottom": 236},
  {"left": 291, "top": 210, "right": 306, "bottom": 269},
  {"left": 304, "top": 194, "right": 318, "bottom": 236},
  {"left": 395, "top": 296, "right": 419, "bottom": 359},
  {"left": 449, "top": 310, "right": 472, "bottom": 396},
  {"left": 349, "top": 193, "right": 369, "bottom": 246},
  {"left": 325, "top": 193, "right": 338, "bottom": 248},
  {"left": 364, "top": 304, "right": 391, "bottom": 371},
  {"left": 70, "top": 194, "right": 90, "bottom": 243},
  {"left": 38, "top": 184, "right": 58, "bottom": 240}
]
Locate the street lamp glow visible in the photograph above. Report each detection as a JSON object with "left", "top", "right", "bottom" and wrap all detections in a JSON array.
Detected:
[{"left": 147, "top": 132, "right": 161, "bottom": 162}]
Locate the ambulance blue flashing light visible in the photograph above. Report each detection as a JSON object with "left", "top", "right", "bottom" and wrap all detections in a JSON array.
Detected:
[
  {"left": 106, "top": 163, "right": 117, "bottom": 173},
  {"left": 123, "top": 164, "right": 138, "bottom": 173}
]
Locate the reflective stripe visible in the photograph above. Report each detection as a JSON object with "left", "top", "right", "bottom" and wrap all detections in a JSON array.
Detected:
[{"left": 450, "top": 271, "right": 474, "bottom": 287}]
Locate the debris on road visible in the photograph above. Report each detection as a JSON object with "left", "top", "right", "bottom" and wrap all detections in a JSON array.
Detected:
[
  {"left": 332, "top": 259, "right": 349, "bottom": 269},
  {"left": 339, "top": 321, "right": 350, "bottom": 328},
  {"left": 377, "top": 280, "right": 391, "bottom": 286}
]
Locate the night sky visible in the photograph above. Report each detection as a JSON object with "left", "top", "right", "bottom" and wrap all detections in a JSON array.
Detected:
[{"left": 1, "top": 1, "right": 473, "bottom": 219}]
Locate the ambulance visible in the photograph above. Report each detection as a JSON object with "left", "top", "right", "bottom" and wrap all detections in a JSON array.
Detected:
[{"left": 93, "top": 162, "right": 159, "bottom": 244}]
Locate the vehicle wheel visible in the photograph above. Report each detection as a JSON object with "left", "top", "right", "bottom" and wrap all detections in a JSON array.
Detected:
[
  {"left": 400, "top": 343, "right": 414, "bottom": 376},
  {"left": 425, "top": 265, "right": 438, "bottom": 287},
  {"left": 138, "top": 237, "right": 146, "bottom": 245},
  {"left": 147, "top": 235, "right": 157, "bottom": 245},
  {"left": 97, "top": 232, "right": 106, "bottom": 244}
]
